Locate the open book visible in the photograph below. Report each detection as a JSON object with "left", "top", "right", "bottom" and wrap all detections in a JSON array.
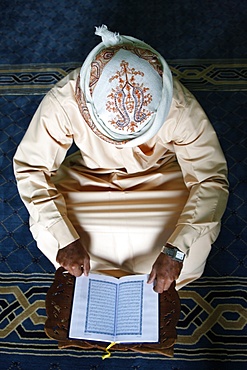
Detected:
[{"left": 69, "top": 273, "right": 159, "bottom": 343}]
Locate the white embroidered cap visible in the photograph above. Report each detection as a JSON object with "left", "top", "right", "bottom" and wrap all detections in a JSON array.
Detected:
[{"left": 78, "top": 25, "right": 173, "bottom": 147}]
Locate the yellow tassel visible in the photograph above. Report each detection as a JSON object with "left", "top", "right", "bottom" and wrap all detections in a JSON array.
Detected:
[{"left": 102, "top": 342, "right": 116, "bottom": 360}]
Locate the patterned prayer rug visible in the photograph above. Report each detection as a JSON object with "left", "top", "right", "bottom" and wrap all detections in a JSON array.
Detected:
[{"left": 0, "top": 1, "right": 246, "bottom": 369}]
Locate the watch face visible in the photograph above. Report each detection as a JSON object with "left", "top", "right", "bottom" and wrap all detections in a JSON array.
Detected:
[{"left": 176, "top": 250, "right": 185, "bottom": 261}]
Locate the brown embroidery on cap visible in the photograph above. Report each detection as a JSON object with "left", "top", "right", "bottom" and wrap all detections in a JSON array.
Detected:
[{"left": 106, "top": 60, "right": 153, "bottom": 132}]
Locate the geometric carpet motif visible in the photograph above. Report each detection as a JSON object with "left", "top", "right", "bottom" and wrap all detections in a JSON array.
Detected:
[{"left": 177, "top": 277, "right": 247, "bottom": 361}]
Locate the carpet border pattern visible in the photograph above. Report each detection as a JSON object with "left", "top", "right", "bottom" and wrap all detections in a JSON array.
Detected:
[
  {"left": 0, "top": 60, "right": 246, "bottom": 95},
  {"left": 0, "top": 273, "right": 246, "bottom": 362}
]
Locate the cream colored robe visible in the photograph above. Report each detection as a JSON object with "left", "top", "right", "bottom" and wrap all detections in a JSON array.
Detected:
[{"left": 13, "top": 68, "right": 229, "bottom": 289}]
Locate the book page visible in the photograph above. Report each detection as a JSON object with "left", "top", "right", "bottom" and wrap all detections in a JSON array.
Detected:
[
  {"left": 69, "top": 273, "right": 118, "bottom": 342},
  {"left": 115, "top": 274, "right": 159, "bottom": 343},
  {"left": 85, "top": 278, "right": 117, "bottom": 336},
  {"left": 69, "top": 273, "right": 158, "bottom": 343},
  {"left": 116, "top": 280, "right": 144, "bottom": 336}
]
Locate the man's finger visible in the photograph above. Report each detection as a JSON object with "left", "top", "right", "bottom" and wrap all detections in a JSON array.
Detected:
[
  {"left": 83, "top": 259, "right": 90, "bottom": 276},
  {"left": 154, "top": 276, "right": 166, "bottom": 293},
  {"left": 147, "top": 269, "right": 156, "bottom": 284}
]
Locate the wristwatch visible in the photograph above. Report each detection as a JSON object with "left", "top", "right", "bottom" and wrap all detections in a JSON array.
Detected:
[{"left": 161, "top": 245, "right": 185, "bottom": 262}]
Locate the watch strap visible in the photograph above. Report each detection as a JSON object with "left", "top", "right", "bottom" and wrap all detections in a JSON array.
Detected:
[{"left": 161, "top": 245, "right": 185, "bottom": 262}]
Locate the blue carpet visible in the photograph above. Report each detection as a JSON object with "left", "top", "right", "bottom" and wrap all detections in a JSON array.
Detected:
[{"left": 0, "top": 1, "right": 247, "bottom": 369}]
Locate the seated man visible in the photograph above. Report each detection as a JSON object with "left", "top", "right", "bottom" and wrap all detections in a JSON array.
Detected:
[{"left": 13, "top": 25, "right": 229, "bottom": 292}]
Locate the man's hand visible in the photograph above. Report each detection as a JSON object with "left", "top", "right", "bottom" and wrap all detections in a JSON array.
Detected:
[
  {"left": 147, "top": 252, "right": 183, "bottom": 293},
  {"left": 56, "top": 239, "right": 90, "bottom": 277}
]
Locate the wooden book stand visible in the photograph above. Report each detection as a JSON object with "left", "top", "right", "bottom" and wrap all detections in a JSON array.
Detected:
[{"left": 45, "top": 267, "right": 181, "bottom": 357}]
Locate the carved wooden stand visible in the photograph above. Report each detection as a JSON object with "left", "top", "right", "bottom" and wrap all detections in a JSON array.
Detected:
[{"left": 45, "top": 267, "right": 181, "bottom": 357}]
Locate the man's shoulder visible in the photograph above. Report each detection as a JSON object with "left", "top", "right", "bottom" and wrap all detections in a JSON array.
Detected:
[
  {"left": 33, "top": 67, "right": 81, "bottom": 115},
  {"left": 49, "top": 67, "right": 80, "bottom": 99},
  {"left": 172, "top": 77, "right": 195, "bottom": 108}
]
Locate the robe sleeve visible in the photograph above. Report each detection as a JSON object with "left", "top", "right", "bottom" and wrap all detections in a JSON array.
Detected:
[
  {"left": 13, "top": 90, "right": 80, "bottom": 250},
  {"left": 166, "top": 82, "right": 229, "bottom": 255}
]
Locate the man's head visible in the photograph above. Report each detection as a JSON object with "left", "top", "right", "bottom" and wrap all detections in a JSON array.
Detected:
[{"left": 77, "top": 25, "right": 173, "bottom": 147}]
